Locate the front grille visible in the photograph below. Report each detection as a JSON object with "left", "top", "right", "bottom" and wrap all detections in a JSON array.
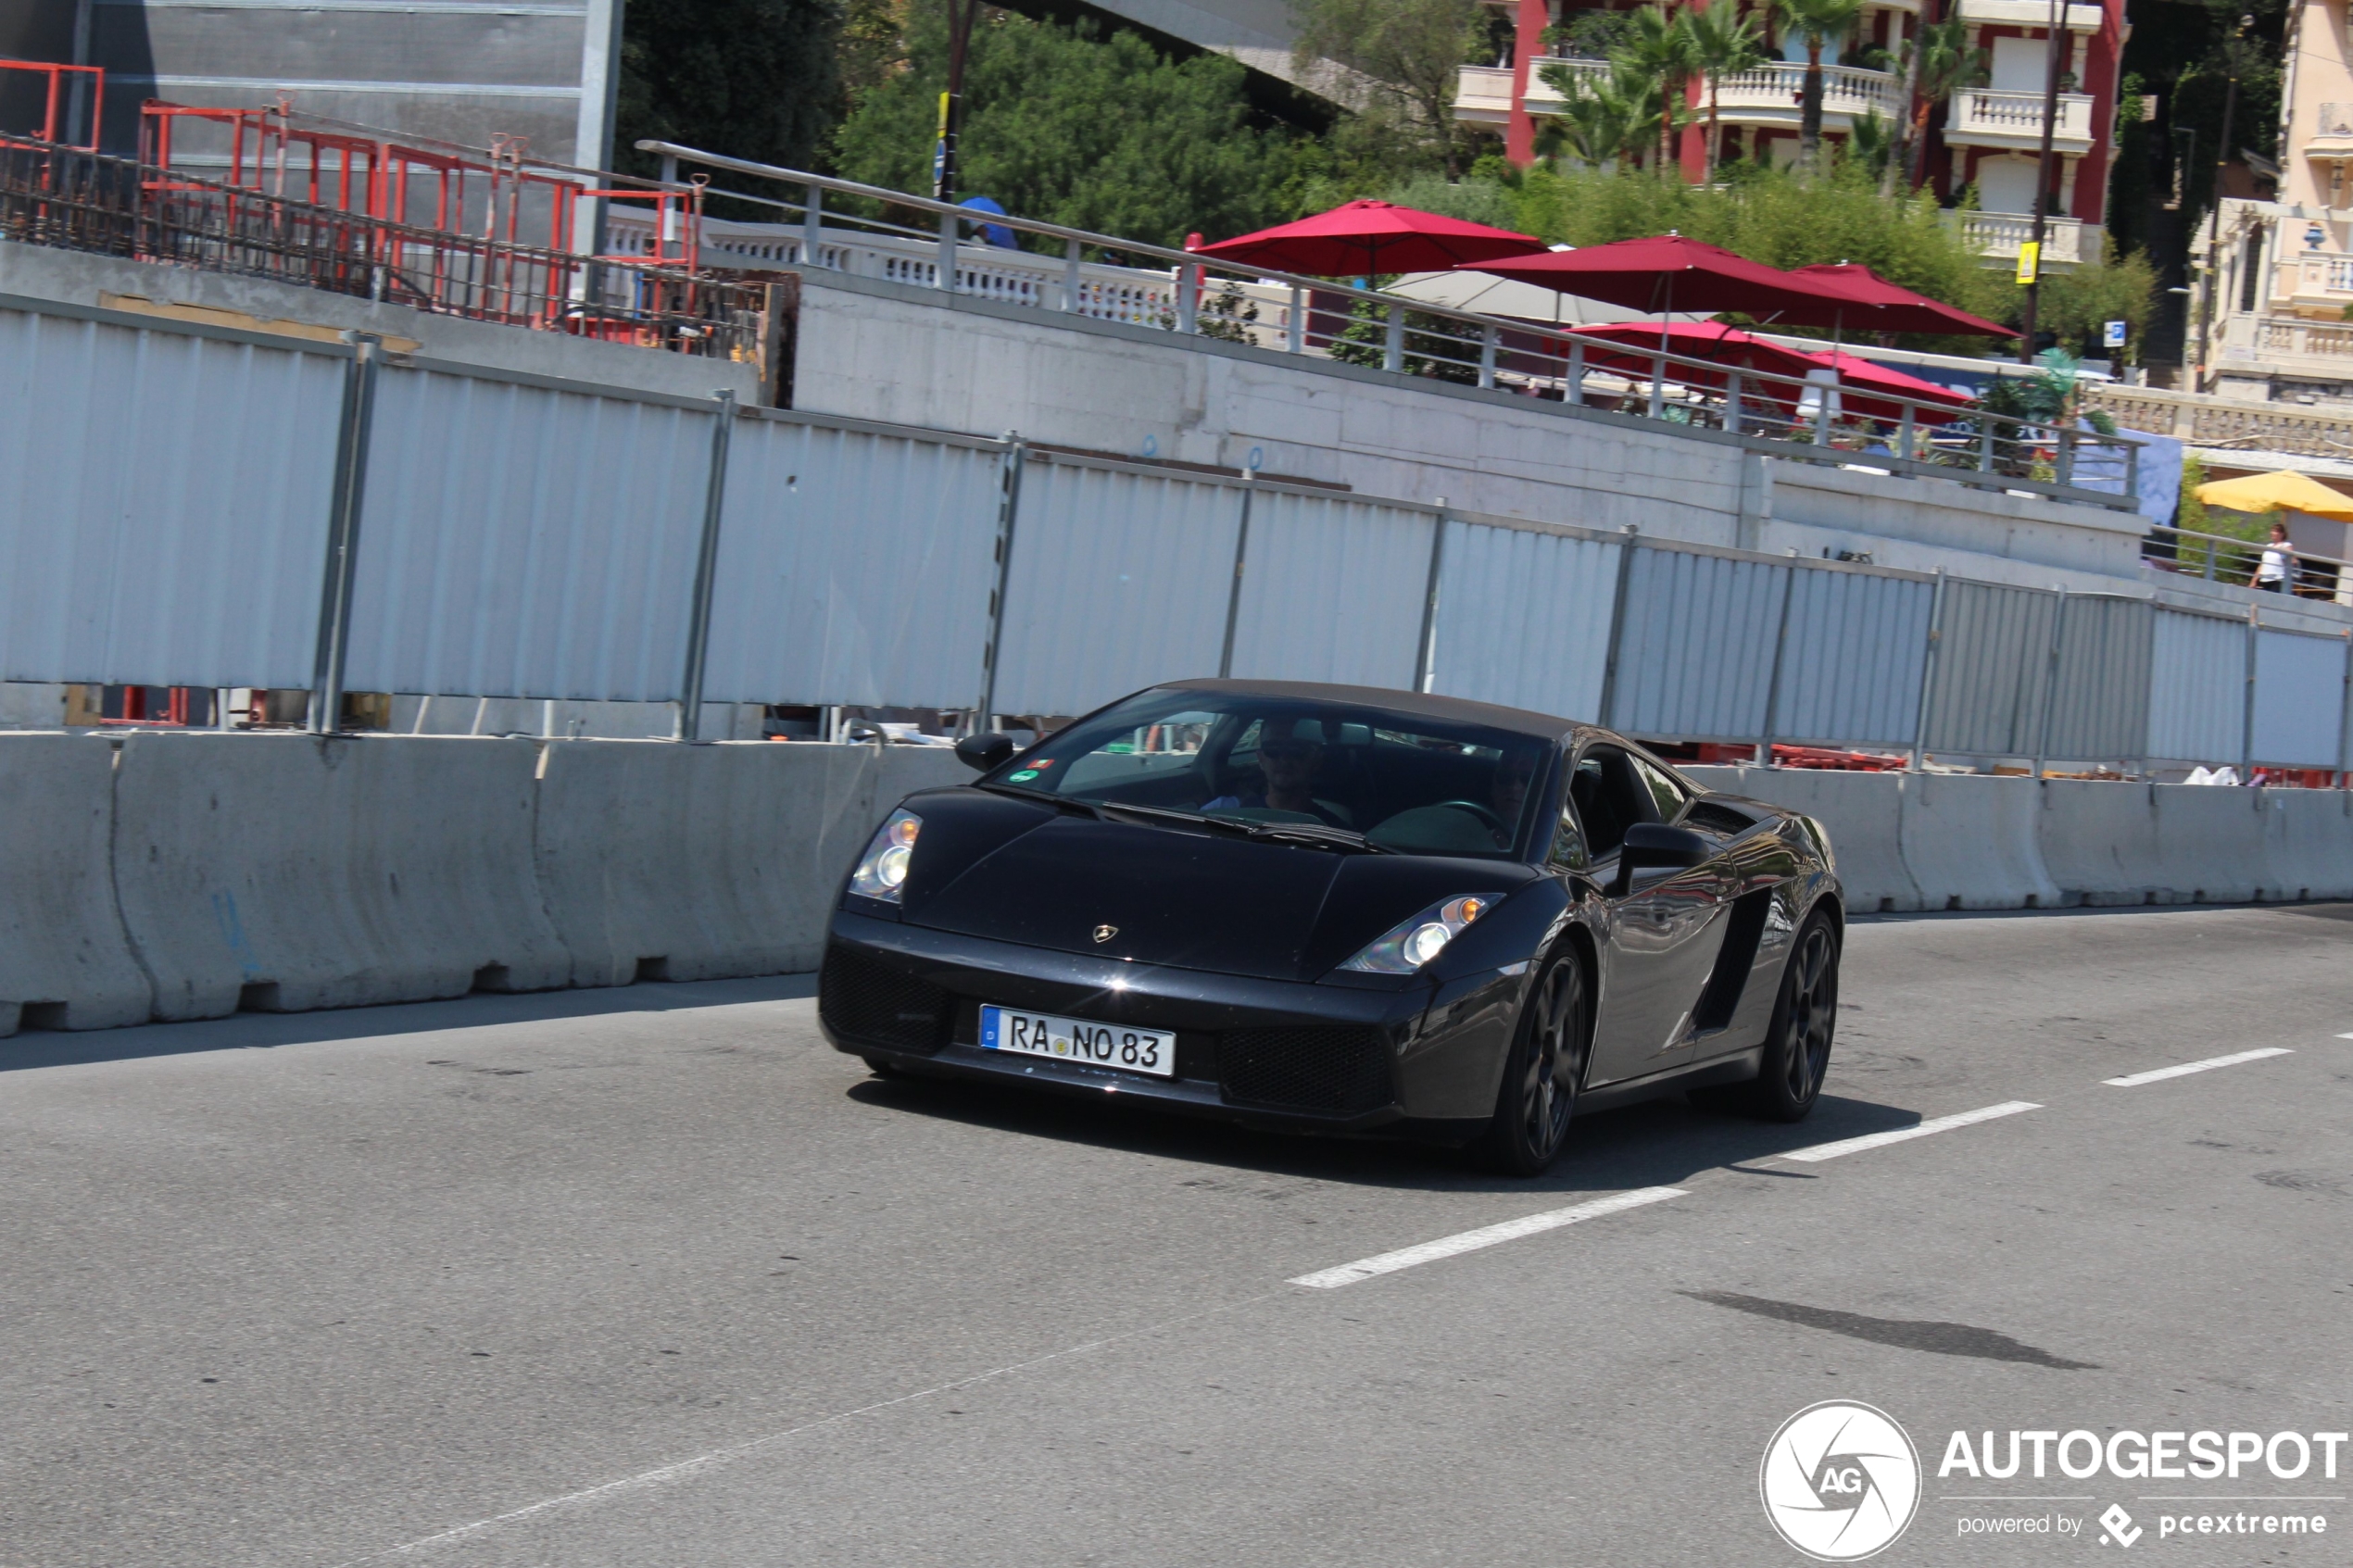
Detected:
[
  {"left": 1217, "top": 1025, "right": 1393, "bottom": 1115},
  {"left": 819, "top": 947, "right": 953, "bottom": 1052}
]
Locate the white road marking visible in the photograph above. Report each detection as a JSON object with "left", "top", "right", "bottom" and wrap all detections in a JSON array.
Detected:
[
  {"left": 2104, "top": 1047, "right": 2293, "bottom": 1087},
  {"left": 1288, "top": 1186, "right": 1688, "bottom": 1289},
  {"left": 2335, "top": 1032, "right": 2353, "bottom": 1040},
  {"left": 1778, "top": 1101, "right": 2042, "bottom": 1163}
]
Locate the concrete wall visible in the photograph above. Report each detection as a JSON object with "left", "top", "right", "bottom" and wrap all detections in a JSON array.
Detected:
[
  {"left": 1684, "top": 765, "right": 2353, "bottom": 911},
  {"left": 0, "top": 734, "right": 966, "bottom": 1038}
]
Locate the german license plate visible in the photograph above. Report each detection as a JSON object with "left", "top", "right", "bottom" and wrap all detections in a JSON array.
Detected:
[{"left": 978, "top": 1005, "right": 1176, "bottom": 1078}]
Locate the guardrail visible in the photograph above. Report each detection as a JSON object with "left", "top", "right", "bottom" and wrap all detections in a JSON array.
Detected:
[
  {"left": 2145, "top": 521, "right": 2353, "bottom": 599},
  {"left": 0, "top": 137, "right": 766, "bottom": 358},
  {"left": 635, "top": 140, "right": 2145, "bottom": 512}
]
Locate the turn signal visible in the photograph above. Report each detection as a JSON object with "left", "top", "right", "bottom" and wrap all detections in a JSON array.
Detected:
[
  {"left": 849, "top": 809, "right": 924, "bottom": 904},
  {"left": 1340, "top": 894, "right": 1497, "bottom": 974}
]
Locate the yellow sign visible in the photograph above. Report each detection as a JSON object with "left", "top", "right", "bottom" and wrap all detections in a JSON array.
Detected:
[
  {"left": 937, "top": 91, "right": 951, "bottom": 138},
  {"left": 2015, "top": 242, "right": 2040, "bottom": 285}
]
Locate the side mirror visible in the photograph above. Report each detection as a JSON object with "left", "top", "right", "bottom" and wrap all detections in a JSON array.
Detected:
[
  {"left": 1612, "top": 822, "right": 1711, "bottom": 897},
  {"left": 955, "top": 732, "right": 1016, "bottom": 772}
]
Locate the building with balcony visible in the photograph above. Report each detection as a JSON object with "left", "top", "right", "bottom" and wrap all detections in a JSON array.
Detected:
[
  {"left": 2193, "top": 0, "right": 2353, "bottom": 402},
  {"left": 1462, "top": 0, "right": 2125, "bottom": 271}
]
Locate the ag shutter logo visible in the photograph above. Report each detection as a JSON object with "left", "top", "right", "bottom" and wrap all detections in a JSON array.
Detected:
[
  {"left": 1761, "top": 1400, "right": 1923, "bottom": 1562},
  {"left": 2097, "top": 1503, "right": 2143, "bottom": 1547}
]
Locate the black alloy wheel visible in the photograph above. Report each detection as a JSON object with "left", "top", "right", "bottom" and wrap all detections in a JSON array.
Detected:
[
  {"left": 1745, "top": 910, "right": 1839, "bottom": 1122},
  {"left": 1475, "top": 951, "right": 1591, "bottom": 1176}
]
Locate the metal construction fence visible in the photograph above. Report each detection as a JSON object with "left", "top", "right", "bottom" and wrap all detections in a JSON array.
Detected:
[{"left": 3, "top": 294, "right": 2349, "bottom": 775}]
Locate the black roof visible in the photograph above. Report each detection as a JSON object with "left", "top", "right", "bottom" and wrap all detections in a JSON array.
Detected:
[{"left": 1154, "top": 679, "right": 1582, "bottom": 742}]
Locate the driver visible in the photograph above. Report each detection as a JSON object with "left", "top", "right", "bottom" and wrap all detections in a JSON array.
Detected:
[
  {"left": 1488, "top": 746, "right": 1540, "bottom": 847},
  {"left": 1204, "top": 716, "right": 1344, "bottom": 824}
]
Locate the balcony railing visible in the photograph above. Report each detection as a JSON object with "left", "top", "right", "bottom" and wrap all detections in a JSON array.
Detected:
[
  {"left": 1954, "top": 211, "right": 2101, "bottom": 267},
  {"left": 1710, "top": 63, "right": 1902, "bottom": 125},
  {"left": 2257, "top": 318, "right": 2353, "bottom": 364},
  {"left": 2284, "top": 251, "right": 2353, "bottom": 298},
  {"left": 1944, "top": 90, "right": 2095, "bottom": 150},
  {"left": 1454, "top": 64, "right": 1516, "bottom": 123},
  {"left": 1520, "top": 56, "right": 1609, "bottom": 116},
  {"left": 1954, "top": 0, "right": 2105, "bottom": 31},
  {"left": 2087, "top": 383, "right": 2353, "bottom": 457}
]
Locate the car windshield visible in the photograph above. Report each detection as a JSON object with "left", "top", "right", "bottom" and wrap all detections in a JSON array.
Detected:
[{"left": 983, "top": 689, "right": 1552, "bottom": 859}]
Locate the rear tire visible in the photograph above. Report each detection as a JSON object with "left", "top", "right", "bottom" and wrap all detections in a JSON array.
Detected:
[
  {"left": 1472, "top": 950, "right": 1591, "bottom": 1177},
  {"left": 1706, "top": 909, "right": 1838, "bottom": 1122}
]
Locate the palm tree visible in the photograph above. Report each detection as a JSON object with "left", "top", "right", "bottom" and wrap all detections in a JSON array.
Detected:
[
  {"left": 1538, "top": 56, "right": 1661, "bottom": 169},
  {"left": 1682, "top": 0, "right": 1767, "bottom": 177},
  {"left": 1772, "top": 0, "right": 1869, "bottom": 175},
  {"left": 1620, "top": 2, "right": 1702, "bottom": 176},
  {"left": 1896, "top": 14, "right": 1984, "bottom": 191}
]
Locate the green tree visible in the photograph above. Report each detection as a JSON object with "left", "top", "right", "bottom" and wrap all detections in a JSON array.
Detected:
[
  {"left": 1537, "top": 56, "right": 1664, "bottom": 168},
  {"left": 1771, "top": 0, "right": 1867, "bottom": 175},
  {"left": 1290, "top": 0, "right": 1486, "bottom": 176},
  {"left": 1895, "top": 17, "right": 1983, "bottom": 194},
  {"left": 1683, "top": 0, "right": 1767, "bottom": 177},
  {"left": 833, "top": 4, "right": 1307, "bottom": 247},
  {"left": 1618, "top": 3, "right": 1702, "bottom": 176},
  {"left": 615, "top": 0, "right": 844, "bottom": 182}
]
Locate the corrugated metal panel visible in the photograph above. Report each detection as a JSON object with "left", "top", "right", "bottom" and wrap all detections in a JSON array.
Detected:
[
  {"left": 1609, "top": 546, "right": 1783, "bottom": 740},
  {"left": 1922, "top": 581, "right": 2058, "bottom": 757},
  {"left": 2252, "top": 627, "right": 2347, "bottom": 767},
  {"left": 1428, "top": 521, "right": 1619, "bottom": 721},
  {"left": 2044, "top": 596, "right": 2154, "bottom": 762},
  {"left": 2147, "top": 609, "right": 2246, "bottom": 763},
  {"left": 700, "top": 418, "right": 1001, "bottom": 708},
  {"left": 345, "top": 368, "right": 711, "bottom": 701},
  {"left": 1225, "top": 490, "right": 1434, "bottom": 689},
  {"left": 0, "top": 308, "right": 340, "bottom": 687},
  {"left": 991, "top": 458, "right": 1244, "bottom": 716},
  {"left": 1773, "top": 568, "right": 1933, "bottom": 747}
]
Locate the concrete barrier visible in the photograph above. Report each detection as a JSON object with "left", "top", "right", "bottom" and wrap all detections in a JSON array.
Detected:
[
  {"left": 1898, "top": 772, "right": 2061, "bottom": 909},
  {"left": 1684, "top": 765, "right": 1921, "bottom": 912},
  {"left": 111, "top": 733, "right": 570, "bottom": 1019},
  {"left": 2259, "top": 787, "right": 2353, "bottom": 903},
  {"left": 0, "top": 734, "right": 152, "bottom": 1035},
  {"left": 533, "top": 739, "right": 969, "bottom": 987},
  {"left": 2145, "top": 784, "right": 2270, "bottom": 905},
  {"left": 2039, "top": 781, "right": 2171, "bottom": 906}
]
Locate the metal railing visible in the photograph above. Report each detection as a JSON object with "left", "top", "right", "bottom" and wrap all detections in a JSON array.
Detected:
[
  {"left": 0, "top": 137, "right": 767, "bottom": 358},
  {"left": 2144, "top": 521, "right": 2353, "bottom": 599},
  {"left": 635, "top": 140, "right": 2145, "bottom": 511}
]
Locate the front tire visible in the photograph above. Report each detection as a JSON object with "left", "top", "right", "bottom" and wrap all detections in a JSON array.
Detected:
[
  {"left": 1721, "top": 909, "right": 1838, "bottom": 1122},
  {"left": 1473, "top": 950, "right": 1591, "bottom": 1176}
]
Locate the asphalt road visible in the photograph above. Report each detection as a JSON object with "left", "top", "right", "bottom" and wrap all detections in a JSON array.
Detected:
[{"left": 4, "top": 904, "right": 2349, "bottom": 1568}]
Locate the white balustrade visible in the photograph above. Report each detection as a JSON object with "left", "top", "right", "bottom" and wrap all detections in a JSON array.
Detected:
[{"left": 1944, "top": 90, "right": 2095, "bottom": 150}]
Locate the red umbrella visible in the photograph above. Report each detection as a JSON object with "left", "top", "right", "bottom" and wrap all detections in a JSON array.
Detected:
[
  {"left": 1195, "top": 200, "right": 1545, "bottom": 278},
  {"left": 1562, "top": 323, "right": 1976, "bottom": 425},
  {"left": 1790, "top": 263, "right": 2017, "bottom": 338},
  {"left": 1457, "top": 235, "right": 1871, "bottom": 327},
  {"left": 1806, "top": 345, "right": 1979, "bottom": 409}
]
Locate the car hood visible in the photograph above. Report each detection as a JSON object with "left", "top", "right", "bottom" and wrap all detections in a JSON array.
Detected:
[{"left": 901, "top": 793, "right": 1540, "bottom": 981}]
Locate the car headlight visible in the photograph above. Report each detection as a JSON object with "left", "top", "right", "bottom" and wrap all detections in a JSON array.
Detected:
[
  {"left": 849, "top": 809, "right": 923, "bottom": 903},
  {"left": 1339, "top": 894, "right": 1496, "bottom": 973}
]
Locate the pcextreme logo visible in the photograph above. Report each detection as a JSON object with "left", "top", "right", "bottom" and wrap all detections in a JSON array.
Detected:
[{"left": 1761, "top": 1400, "right": 1924, "bottom": 1562}]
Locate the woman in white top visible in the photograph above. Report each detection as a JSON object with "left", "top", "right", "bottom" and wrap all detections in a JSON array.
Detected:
[{"left": 2255, "top": 521, "right": 2294, "bottom": 593}]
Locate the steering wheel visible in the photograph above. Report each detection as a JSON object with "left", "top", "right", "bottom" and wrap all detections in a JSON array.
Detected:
[{"left": 1434, "top": 798, "right": 1505, "bottom": 831}]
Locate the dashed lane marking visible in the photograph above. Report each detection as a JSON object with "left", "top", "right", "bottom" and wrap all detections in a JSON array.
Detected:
[
  {"left": 2103, "top": 1047, "right": 2294, "bottom": 1087},
  {"left": 1287, "top": 1186, "right": 1688, "bottom": 1289},
  {"left": 1777, "top": 1101, "right": 2042, "bottom": 1163}
]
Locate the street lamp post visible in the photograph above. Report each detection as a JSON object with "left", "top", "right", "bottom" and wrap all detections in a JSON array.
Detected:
[
  {"left": 934, "top": 0, "right": 984, "bottom": 206},
  {"left": 2193, "top": 17, "right": 2251, "bottom": 394},
  {"left": 2017, "top": 0, "right": 2066, "bottom": 362}
]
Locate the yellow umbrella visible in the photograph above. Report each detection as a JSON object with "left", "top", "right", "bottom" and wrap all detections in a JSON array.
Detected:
[{"left": 2193, "top": 469, "right": 2353, "bottom": 521}]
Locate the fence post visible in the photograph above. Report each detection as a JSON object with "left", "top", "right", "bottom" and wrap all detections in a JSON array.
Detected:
[
  {"left": 673, "top": 388, "right": 736, "bottom": 742},
  {"left": 2056, "top": 426, "right": 2077, "bottom": 489},
  {"left": 801, "top": 183, "right": 824, "bottom": 269},
  {"left": 1907, "top": 568, "right": 1948, "bottom": 770},
  {"left": 1383, "top": 302, "right": 1403, "bottom": 373},
  {"left": 1218, "top": 473, "right": 1254, "bottom": 679},
  {"left": 1895, "top": 401, "right": 1915, "bottom": 464},
  {"left": 1063, "top": 237, "right": 1083, "bottom": 313},
  {"left": 2241, "top": 603, "right": 2259, "bottom": 779},
  {"left": 308, "top": 332, "right": 382, "bottom": 734},
  {"left": 2123, "top": 433, "right": 2140, "bottom": 503},
  {"left": 1978, "top": 416, "right": 1995, "bottom": 472},
  {"left": 976, "top": 433, "right": 1027, "bottom": 723},
  {"left": 1415, "top": 503, "right": 1448, "bottom": 694},
  {"left": 1567, "top": 340, "right": 1586, "bottom": 404},
  {"left": 1647, "top": 351, "right": 1666, "bottom": 420},
  {"left": 2032, "top": 586, "right": 2069, "bottom": 780},
  {"left": 936, "top": 207, "right": 957, "bottom": 293},
  {"left": 1176, "top": 259, "right": 1198, "bottom": 335},
  {"left": 1755, "top": 561, "right": 1798, "bottom": 766},
  {"left": 2338, "top": 629, "right": 2352, "bottom": 809},
  {"left": 1286, "top": 283, "right": 1304, "bottom": 353},
  {"left": 1596, "top": 526, "right": 1641, "bottom": 729},
  {"left": 1725, "top": 370, "right": 1743, "bottom": 437},
  {"left": 1477, "top": 323, "right": 1497, "bottom": 391}
]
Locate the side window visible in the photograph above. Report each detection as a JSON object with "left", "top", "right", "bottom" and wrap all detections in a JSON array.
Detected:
[
  {"left": 1631, "top": 756, "right": 1689, "bottom": 822},
  {"left": 1549, "top": 784, "right": 1589, "bottom": 870},
  {"left": 1567, "top": 747, "right": 1648, "bottom": 859}
]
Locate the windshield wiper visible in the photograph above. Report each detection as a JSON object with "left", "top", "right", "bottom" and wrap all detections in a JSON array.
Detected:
[
  {"left": 1241, "top": 822, "right": 1394, "bottom": 854},
  {"left": 1093, "top": 801, "right": 1256, "bottom": 836},
  {"left": 975, "top": 781, "right": 1102, "bottom": 819}
]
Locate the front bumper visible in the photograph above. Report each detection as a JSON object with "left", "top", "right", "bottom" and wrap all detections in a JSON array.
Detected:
[{"left": 819, "top": 911, "right": 1492, "bottom": 1136}]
